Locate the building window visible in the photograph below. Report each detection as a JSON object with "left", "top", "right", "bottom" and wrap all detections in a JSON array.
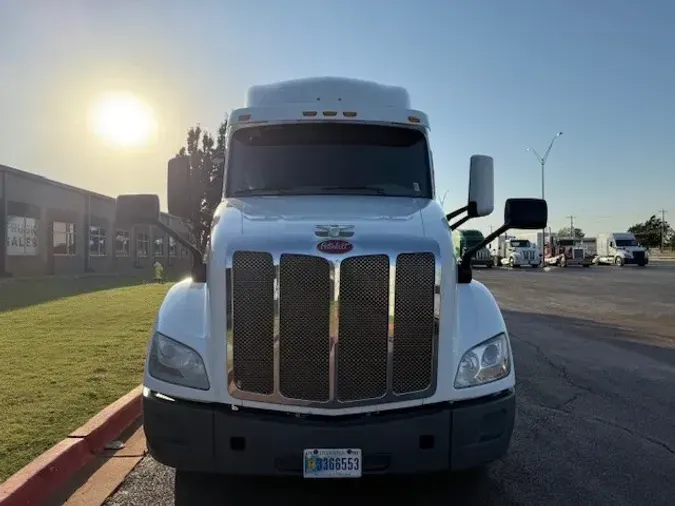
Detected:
[
  {"left": 53, "top": 222, "right": 76, "bottom": 256},
  {"left": 168, "top": 237, "right": 177, "bottom": 257},
  {"left": 7, "top": 216, "right": 39, "bottom": 256},
  {"left": 89, "top": 226, "right": 107, "bottom": 256},
  {"left": 137, "top": 233, "right": 149, "bottom": 258},
  {"left": 153, "top": 235, "right": 164, "bottom": 257},
  {"left": 116, "top": 230, "right": 130, "bottom": 257}
]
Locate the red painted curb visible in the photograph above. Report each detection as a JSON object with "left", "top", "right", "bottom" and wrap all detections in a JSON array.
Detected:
[
  {"left": 70, "top": 385, "right": 144, "bottom": 454},
  {"left": 0, "top": 386, "right": 143, "bottom": 506}
]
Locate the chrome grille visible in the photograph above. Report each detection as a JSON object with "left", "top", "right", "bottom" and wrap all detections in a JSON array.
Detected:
[
  {"left": 393, "top": 253, "right": 436, "bottom": 394},
  {"left": 229, "top": 249, "right": 438, "bottom": 407},
  {"left": 279, "top": 254, "right": 331, "bottom": 401},
  {"left": 337, "top": 255, "right": 389, "bottom": 402},
  {"left": 231, "top": 251, "right": 275, "bottom": 394}
]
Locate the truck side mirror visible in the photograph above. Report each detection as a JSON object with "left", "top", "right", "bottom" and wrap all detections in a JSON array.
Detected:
[
  {"left": 168, "top": 156, "right": 193, "bottom": 219},
  {"left": 503, "top": 198, "right": 548, "bottom": 230},
  {"left": 116, "top": 194, "right": 161, "bottom": 224},
  {"left": 467, "top": 155, "right": 494, "bottom": 218}
]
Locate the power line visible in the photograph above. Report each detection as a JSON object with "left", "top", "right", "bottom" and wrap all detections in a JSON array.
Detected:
[{"left": 566, "top": 215, "right": 576, "bottom": 237}]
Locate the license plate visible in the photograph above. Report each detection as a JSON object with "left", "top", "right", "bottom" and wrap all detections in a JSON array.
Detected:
[{"left": 303, "top": 448, "right": 362, "bottom": 478}]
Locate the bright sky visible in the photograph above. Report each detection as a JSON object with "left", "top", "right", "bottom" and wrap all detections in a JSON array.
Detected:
[{"left": 2, "top": 0, "right": 673, "bottom": 237}]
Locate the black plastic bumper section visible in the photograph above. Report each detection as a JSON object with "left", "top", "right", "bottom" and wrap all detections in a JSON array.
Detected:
[{"left": 143, "top": 389, "right": 515, "bottom": 476}]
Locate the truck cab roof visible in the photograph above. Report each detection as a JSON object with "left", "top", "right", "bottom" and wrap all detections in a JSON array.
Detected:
[{"left": 230, "top": 77, "right": 430, "bottom": 129}]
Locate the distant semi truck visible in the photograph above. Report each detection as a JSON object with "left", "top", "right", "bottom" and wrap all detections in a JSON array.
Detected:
[
  {"left": 453, "top": 229, "right": 493, "bottom": 268},
  {"left": 544, "top": 237, "right": 591, "bottom": 267},
  {"left": 594, "top": 232, "right": 648, "bottom": 266},
  {"left": 492, "top": 236, "right": 541, "bottom": 268}
]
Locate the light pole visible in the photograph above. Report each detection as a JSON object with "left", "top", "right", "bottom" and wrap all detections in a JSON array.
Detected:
[{"left": 526, "top": 131, "right": 563, "bottom": 264}]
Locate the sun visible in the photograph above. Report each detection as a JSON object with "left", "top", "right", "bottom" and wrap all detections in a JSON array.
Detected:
[{"left": 89, "top": 91, "right": 157, "bottom": 148}]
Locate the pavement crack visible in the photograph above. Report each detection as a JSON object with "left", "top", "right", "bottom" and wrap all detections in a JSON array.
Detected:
[
  {"left": 511, "top": 331, "right": 594, "bottom": 394},
  {"left": 586, "top": 416, "right": 675, "bottom": 456},
  {"left": 554, "top": 392, "right": 583, "bottom": 410}
]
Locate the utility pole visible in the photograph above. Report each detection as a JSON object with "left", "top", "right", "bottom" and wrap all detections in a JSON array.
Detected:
[
  {"left": 567, "top": 215, "right": 575, "bottom": 237},
  {"left": 658, "top": 209, "right": 667, "bottom": 250}
]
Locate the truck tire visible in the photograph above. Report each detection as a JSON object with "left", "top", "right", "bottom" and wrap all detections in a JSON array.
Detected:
[
  {"left": 175, "top": 471, "right": 225, "bottom": 506},
  {"left": 487, "top": 261, "right": 493, "bottom": 269},
  {"left": 614, "top": 256, "right": 624, "bottom": 267},
  {"left": 583, "top": 264, "right": 590, "bottom": 268},
  {"left": 637, "top": 263, "right": 646, "bottom": 267}
]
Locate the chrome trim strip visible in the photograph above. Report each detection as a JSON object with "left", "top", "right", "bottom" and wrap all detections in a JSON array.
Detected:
[
  {"left": 329, "top": 260, "right": 340, "bottom": 401},
  {"left": 273, "top": 261, "right": 281, "bottom": 395},
  {"left": 226, "top": 238, "right": 442, "bottom": 409},
  {"left": 386, "top": 256, "right": 396, "bottom": 393}
]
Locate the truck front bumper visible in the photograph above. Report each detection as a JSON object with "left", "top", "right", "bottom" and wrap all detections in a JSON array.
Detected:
[{"left": 143, "top": 388, "right": 515, "bottom": 476}]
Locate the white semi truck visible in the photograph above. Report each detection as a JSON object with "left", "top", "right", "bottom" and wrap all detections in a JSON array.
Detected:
[
  {"left": 594, "top": 232, "right": 648, "bottom": 266},
  {"left": 492, "top": 236, "right": 541, "bottom": 268},
  {"left": 115, "top": 77, "right": 547, "bottom": 504}
]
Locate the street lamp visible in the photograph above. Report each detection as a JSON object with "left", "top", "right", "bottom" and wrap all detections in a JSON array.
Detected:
[{"left": 526, "top": 131, "right": 563, "bottom": 263}]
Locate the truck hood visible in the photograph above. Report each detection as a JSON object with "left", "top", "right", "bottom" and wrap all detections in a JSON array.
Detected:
[{"left": 228, "top": 195, "right": 427, "bottom": 238}]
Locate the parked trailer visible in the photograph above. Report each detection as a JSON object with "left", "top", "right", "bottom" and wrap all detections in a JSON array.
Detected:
[
  {"left": 595, "top": 232, "right": 648, "bottom": 266},
  {"left": 544, "top": 237, "right": 591, "bottom": 267},
  {"left": 113, "top": 76, "right": 549, "bottom": 504}
]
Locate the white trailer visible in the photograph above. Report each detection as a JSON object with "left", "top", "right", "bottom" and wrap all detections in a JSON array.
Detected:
[
  {"left": 114, "top": 77, "right": 548, "bottom": 504},
  {"left": 595, "top": 232, "right": 648, "bottom": 266}
]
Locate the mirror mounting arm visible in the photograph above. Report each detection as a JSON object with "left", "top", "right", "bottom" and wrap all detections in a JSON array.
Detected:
[
  {"left": 152, "top": 219, "right": 206, "bottom": 283},
  {"left": 449, "top": 215, "right": 470, "bottom": 231},
  {"left": 445, "top": 205, "right": 469, "bottom": 222},
  {"left": 457, "top": 223, "right": 510, "bottom": 284}
]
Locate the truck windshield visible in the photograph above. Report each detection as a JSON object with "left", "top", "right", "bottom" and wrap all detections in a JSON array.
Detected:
[
  {"left": 615, "top": 239, "right": 638, "bottom": 247},
  {"left": 510, "top": 240, "right": 531, "bottom": 247},
  {"left": 226, "top": 123, "right": 432, "bottom": 198}
]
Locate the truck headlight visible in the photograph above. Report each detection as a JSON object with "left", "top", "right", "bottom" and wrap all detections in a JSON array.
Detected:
[
  {"left": 455, "top": 333, "right": 511, "bottom": 388},
  {"left": 148, "top": 332, "right": 210, "bottom": 390}
]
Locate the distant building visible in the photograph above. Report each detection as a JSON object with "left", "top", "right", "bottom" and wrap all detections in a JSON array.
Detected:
[{"left": 0, "top": 164, "right": 192, "bottom": 278}]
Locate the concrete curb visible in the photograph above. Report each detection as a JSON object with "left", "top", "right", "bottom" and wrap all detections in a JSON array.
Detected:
[{"left": 0, "top": 386, "right": 143, "bottom": 506}]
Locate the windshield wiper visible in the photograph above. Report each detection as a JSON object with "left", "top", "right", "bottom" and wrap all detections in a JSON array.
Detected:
[
  {"left": 232, "top": 186, "right": 319, "bottom": 196},
  {"left": 233, "top": 185, "right": 390, "bottom": 196},
  {"left": 319, "top": 185, "right": 388, "bottom": 195}
]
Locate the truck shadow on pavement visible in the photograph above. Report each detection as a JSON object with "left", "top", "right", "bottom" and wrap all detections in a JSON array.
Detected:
[{"left": 200, "top": 470, "right": 510, "bottom": 506}]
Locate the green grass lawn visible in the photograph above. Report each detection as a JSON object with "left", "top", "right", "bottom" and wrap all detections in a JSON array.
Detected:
[{"left": 0, "top": 276, "right": 173, "bottom": 482}]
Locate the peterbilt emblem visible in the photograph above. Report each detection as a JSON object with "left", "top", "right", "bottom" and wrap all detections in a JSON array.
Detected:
[
  {"left": 314, "top": 225, "right": 354, "bottom": 238},
  {"left": 317, "top": 240, "right": 353, "bottom": 254}
]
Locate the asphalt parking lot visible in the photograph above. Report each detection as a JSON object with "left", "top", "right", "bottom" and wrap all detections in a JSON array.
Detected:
[{"left": 104, "top": 262, "right": 675, "bottom": 506}]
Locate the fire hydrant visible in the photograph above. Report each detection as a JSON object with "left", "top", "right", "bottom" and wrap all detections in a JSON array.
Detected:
[{"left": 153, "top": 260, "right": 164, "bottom": 283}]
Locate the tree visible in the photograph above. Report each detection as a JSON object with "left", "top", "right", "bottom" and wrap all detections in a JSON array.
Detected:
[
  {"left": 557, "top": 226, "right": 585, "bottom": 238},
  {"left": 628, "top": 215, "right": 673, "bottom": 249},
  {"left": 174, "top": 118, "right": 227, "bottom": 253}
]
